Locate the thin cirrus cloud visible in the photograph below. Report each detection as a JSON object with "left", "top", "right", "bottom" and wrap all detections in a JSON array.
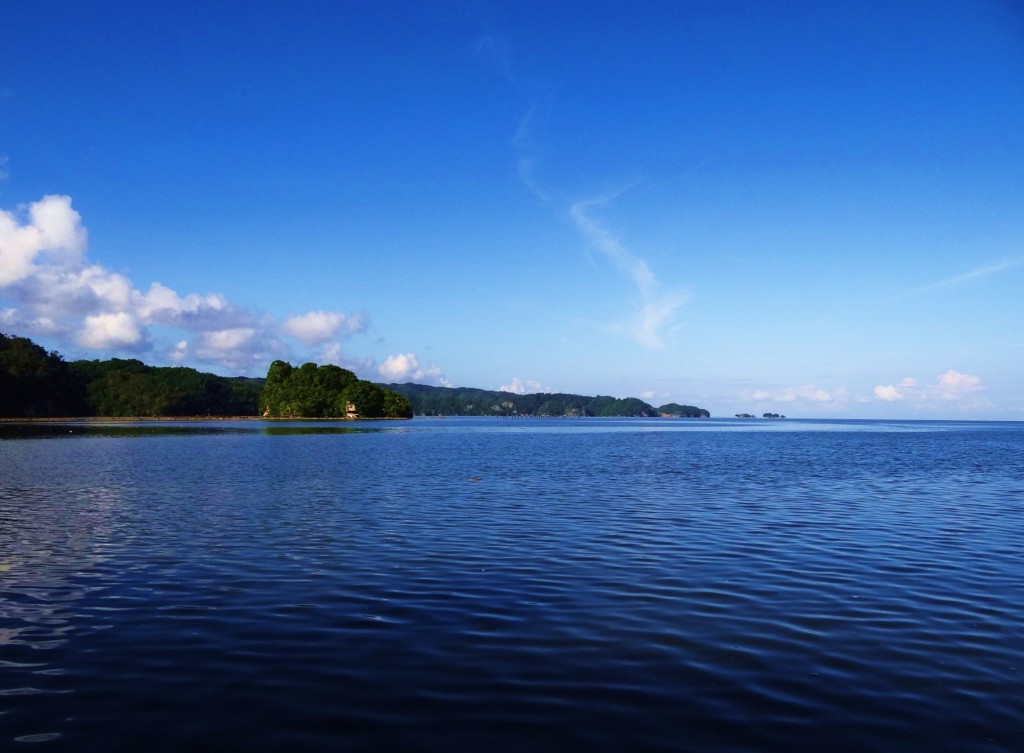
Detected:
[
  {"left": 918, "top": 256, "right": 1024, "bottom": 292},
  {"left": 0, "top": 194, "right": 442, "bottom": 380},
  {"left": 511, "top": 102, "right": 687, "bottom": 350},
  {"left": 569, "top": 198, "right": 688, "bottom": 350}
]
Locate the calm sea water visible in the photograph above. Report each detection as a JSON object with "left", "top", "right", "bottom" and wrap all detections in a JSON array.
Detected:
[{"left": 1, "top": 417, "right": 1021, "bottom": 752}]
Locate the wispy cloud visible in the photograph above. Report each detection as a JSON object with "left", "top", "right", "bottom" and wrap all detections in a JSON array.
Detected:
[
  {"left": 0, "top": 194, "right": 442, "bottom": 379},
  {"left": 570, "top": 197, "right": 687, "bottom": 349},
  {"left": 512, "top": 104, "right": 553, "bottom": 203},
  {"left": 919, "top": 256, "right": 1024, "bottom": 292}
]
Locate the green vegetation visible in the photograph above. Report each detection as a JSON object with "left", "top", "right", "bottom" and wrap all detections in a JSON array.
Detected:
[
  {"left": 383, "top": 383, "right": 708, "bottom": 418},
  {"left": 259, "top": 360, "right": 412, "bottom": 419},
  {"left": 0, "top": 331, "right": 263, "bottom": 417},
  {"left": 2, "top": 331, "right": 705, "bottom": 421},
  {"left": 0, "top": 333, "right": 81, "bottom": 417},
  {"left": 657, "top": 402, "right": 711, "bottom": 418},
  {"left": 70, "top": 358, "right": 263, "bottom": 417}
]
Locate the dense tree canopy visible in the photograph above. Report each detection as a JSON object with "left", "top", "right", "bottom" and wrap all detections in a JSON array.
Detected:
[
  {"left": 259, "top": 361, "right": 412, "bottom": 419},
  {"left": 1, "top": 332, "right": 262, "bottom": 417},
  {"left": 0, "top": 333, "right": 80, "bottom": 417},
  {"left": 2, "top": 332, "right": 705, "bottom": 421}
]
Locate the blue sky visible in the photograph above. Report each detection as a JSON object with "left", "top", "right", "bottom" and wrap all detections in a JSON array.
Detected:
[{"left": 2, "top": 0, "right": 1022, "bottom": 418}]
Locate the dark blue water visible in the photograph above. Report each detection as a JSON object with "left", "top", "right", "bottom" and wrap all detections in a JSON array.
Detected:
[{"left": 1, "top": 418, "right": 1022, "bottom": 752}]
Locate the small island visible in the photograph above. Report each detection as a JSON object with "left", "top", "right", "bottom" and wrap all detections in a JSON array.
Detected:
[
  {"left": 657, "top": 403, "right": 711, "bottom": 418},
  {"left": 260, "top": 360, "right": 411, "bottom": 419}
]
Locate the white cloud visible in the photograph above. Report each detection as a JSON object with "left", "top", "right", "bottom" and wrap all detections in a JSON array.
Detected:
[
  {"left": 379, "top": 353, "right": 449, "bottom": 386},
  {"left": 874, "top": 384, "right": 904, "bottom": 401},
  {"left": 498, "top": 377, "right": 549, "bottom": 394},
  {"left": 932, "top": 369, "right": 983, "bottom": 400},
  {"left": 873, "top": 370, "right": 985, "bottom": 406},
  {"left": 283, "top": 310, "right": 365, "bottom": 345},
  {"left": 169, "top": 340, "right": 189, "bottom": 362},
  {"left": 199, "top": 327, "right": 256, "bottom": 352},
  {"left": 639, "top": 390, "right": 656, "bottom": 400},
  {"left": 570, "top": 198, "right": 687, "bottom": 349},
  {"left": 0, "top": 195, "right": 87, "bottom": 285},
  {"left": 77, "top": 312, "right": 144, "bottom": 349},
  {"left": 742, "top": 384, "right": 851, "bottom": 408},
  {"left": 0, "top": 194, "right": 387, "bottom": 375}
]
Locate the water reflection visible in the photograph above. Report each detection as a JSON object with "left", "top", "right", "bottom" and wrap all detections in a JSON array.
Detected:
[{"left": 0, "top": 422, "right": 387, "bottom": 440}]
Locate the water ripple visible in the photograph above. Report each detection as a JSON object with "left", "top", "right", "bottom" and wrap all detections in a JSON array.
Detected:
[{"left": 1, "top": 419, "right": 1022, "bottom": 751}]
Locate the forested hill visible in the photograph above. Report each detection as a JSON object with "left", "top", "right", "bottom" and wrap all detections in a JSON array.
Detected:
[
  {"left": 382, "top": 383, "right": 709, "bottom": 418},
  {"left": 1, "top": 332, "right": 263, "bottom": 418}
]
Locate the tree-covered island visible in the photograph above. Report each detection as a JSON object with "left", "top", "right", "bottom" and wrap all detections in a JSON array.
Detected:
[
  {"left": 259, "top": 360, "right": 412, "bottom": 419},
  {"left": 657, "top": 402, "right": 712, "bottom": 418}
]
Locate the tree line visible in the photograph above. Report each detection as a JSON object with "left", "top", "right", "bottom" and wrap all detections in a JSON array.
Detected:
[
  {"left": 381, "top": 383, "right": 709, "bottom": 418},
  {"left": 1, "top": 332, "right": 263, "bottom": 417},
  {"left": 2, "top": 331, "right": 705, "bottom": 420}
]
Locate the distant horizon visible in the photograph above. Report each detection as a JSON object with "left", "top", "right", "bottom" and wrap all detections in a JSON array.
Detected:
[{"left": 2, "top": 2, "right": 1021, "bottom": 421}]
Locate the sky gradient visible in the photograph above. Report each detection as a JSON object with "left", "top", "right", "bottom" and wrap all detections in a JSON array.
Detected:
[{"left": 2, "top": 0, "right": 1022, "bottom": 418}]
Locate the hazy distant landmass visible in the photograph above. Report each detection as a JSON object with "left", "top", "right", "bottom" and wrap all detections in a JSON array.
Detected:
[
  {"left": 657, "top": 402, "right": 712, "bottom": 418},
  {"left": 384, "top": 383, "right": 710, "bottom": 418}
]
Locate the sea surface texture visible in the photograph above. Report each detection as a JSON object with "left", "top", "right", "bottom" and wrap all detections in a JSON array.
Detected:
[{"left": 1, "top": 417, "right": 1021, "bottom": 752}]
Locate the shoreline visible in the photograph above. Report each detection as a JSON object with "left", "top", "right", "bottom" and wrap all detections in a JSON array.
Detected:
[{"left": 0, "top": 415, "right": 411, "bottom": 423}]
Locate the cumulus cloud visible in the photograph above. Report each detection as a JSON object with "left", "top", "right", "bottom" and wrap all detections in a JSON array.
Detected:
[
  {"left": 498, "top": 377, "right": 549, "bottom": 395},
  {"left": 379, "top": 353, "right": 449, "bottom": 386},
  {"left": 570, "top": 198, "right": 687, "bottom": 349},
  {"left": 874, "top": 384, "right": 905, "bottom": 401},
  {"left": 742, "top": 384, "right": 851, "bottom": 408},
  {"left": 933, "top": 369, "right": 982, "bottom": 398},
  {"left": 873, "top": 370, "right": 985, "bottom": 406},
  {"left": 763, "top": 385, "right": 841, "bottom": 403},
  {"left": 78, "top": 312, "right": 145, "bottom": 349},
  {"left": 0, "top": 195, "right": 87, "bottom": 286},
  {"left": 0, "top": 194, "right": 399, "bottom": 375},
  {"left": 283, "top": 310, "right": 366, "bottom": 345}
]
